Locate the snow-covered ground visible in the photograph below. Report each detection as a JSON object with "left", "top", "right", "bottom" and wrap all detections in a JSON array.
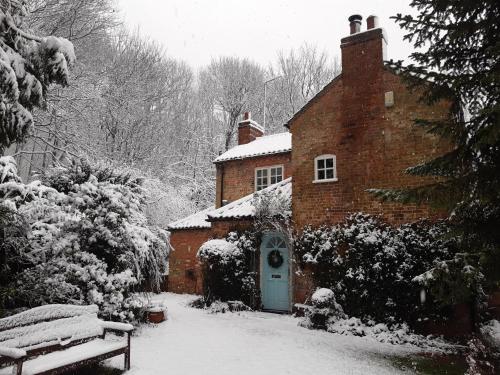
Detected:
[{"left": 106, "top": 293, "right": 423, "bottom": 375}]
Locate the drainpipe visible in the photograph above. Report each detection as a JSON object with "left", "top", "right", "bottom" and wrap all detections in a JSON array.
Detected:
[{"left": 216, "top": 163, "right": 225, "bottom": 208}]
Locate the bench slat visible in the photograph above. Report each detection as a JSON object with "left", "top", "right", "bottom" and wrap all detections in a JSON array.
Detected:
[
  {"left": 0, "top": 305, "right": 98, "bottom": 333},
  {"left": 0, "top": 315, "right": 103, "bottom": 351},
  {"left": 0, "top": 339, "right": 127, "bottom": 375}
]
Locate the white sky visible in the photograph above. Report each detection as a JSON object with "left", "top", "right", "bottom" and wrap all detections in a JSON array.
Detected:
[{"left": 118, "top": 0, "right": 415, "bottom": 70}]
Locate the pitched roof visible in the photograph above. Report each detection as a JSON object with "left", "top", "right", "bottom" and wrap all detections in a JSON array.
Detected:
[
  {"left": 167, "top": 178, "right": 292, "bottom": 230},
  {"left": 167, "top": 205, "right": 214, "bottom": 230},
  {"left": 213, "top": 132, "right": 291, "bottom": 163},
  {"left": 207, "top": 177, "right": 292, "bottom": 221}
]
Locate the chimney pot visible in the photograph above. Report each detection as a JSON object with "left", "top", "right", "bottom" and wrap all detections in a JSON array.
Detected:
[
  {"left": 367, "top": 15, "right": 379, "bottom": 30},
  {"left": 348, "top": 14, "right": 362, "bottom": 34},
  {"left": 238, "top": 111, "right": 263, "bottom": 145}
]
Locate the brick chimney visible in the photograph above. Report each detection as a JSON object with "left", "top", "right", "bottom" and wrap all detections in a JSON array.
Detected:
[
  {"left": 341, "top": 14, "right": 387, "bottom": 82},
  {"left": 238, "top": 112, "right": 264, "bottom": 145},
  {"left": 340, "top": 14, "right": 388, "bottom": 128}
]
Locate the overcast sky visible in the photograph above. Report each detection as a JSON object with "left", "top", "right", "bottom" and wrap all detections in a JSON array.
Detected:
[{"left": 118, "top": 0, "right": 415, "bottom": 70}]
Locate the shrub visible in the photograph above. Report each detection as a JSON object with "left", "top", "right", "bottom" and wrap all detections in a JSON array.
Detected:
[
  {"left": 300, "top": 288, "right": 345, "bottom": 330},
  {"left": 0, "top": 158, "right": 170, "bottom": 322},
  {"left": 294, "top": 213, "right": 458, "bottom": 325},
  {"left": 197, "top": 231, "right": 259, "bottom": 308}
]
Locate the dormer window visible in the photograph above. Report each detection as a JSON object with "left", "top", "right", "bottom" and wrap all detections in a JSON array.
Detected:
[
  {"left": 314, "top": 155, "right": 337, "bottom": 183},
  {"left": 255, "top": 165, "right": 283, "bottom": 191}
]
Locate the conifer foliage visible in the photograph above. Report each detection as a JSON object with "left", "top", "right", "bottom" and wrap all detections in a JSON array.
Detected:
[
  {"left": 0, "top": 0, "right": 75, "bottom": 154},
  {"left": 371, "top": 0, "right": 500, "bottom": 302}
]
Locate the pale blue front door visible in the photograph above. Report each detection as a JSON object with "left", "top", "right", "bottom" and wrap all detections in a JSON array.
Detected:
[{"left": 261, "top": 233, "right": 289, "bottom": 311}]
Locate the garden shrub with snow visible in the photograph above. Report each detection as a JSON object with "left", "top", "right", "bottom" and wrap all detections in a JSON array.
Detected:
[
  {"left": 0, "top": 157, "right": 169, "bottom": 322},
  {"left": 301, "top": 288, "right": 457, "bottom": 351},
  {"left": 197, "top": 232, "right": 258, "bottom": 309},
  {"left": 300, "top": 288, "right": 345, "bottom": 330},
  {"left": 294, "top": 213, "right": 460, "bottom": 326}
]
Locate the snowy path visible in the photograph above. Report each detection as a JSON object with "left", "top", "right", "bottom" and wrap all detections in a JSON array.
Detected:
[{"left": 108, "top": 293, "right": 418, "bottom": 375}]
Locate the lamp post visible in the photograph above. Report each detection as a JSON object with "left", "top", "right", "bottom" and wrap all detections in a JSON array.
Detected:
[{"left": 263, "top": 76, "right": 282, "bottom": 130}]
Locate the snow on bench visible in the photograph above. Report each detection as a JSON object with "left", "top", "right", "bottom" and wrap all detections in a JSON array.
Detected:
[{"left": 0, "top": 304, "right": 133, "bottom": 375}]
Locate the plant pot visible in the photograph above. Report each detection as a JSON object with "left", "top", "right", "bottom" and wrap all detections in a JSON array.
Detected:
[{"left": 146, "top": 310, "right": 165, "bottom": 324}]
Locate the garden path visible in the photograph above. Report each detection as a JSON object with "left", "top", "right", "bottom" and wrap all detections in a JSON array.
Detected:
[{"left": 106, "top": 293, "right": 420, "bottom": 375}]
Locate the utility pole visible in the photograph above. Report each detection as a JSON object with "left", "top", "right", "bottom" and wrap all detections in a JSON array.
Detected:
[{"left": 263, "top": 76, "right": 282, "bottom": 130}]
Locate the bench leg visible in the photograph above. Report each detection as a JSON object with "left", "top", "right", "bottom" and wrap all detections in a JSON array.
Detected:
[
  {"left": 14, "top": 359, "right": 23, "bottom": 375},
  {"left": 124, "top": 332, "right": 131, "bottom": 370},
  {"left": 124, "top": 351, "right": 130, "bottom": 371}
]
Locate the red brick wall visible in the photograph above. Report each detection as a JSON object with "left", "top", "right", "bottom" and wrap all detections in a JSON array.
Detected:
[
  {"left": 211, "top": 220, "right": 253, "bottom": 238},
  {"left": 238, "top": 124, "right": 263, "bottom": 145},
  {"left": 215, "top": 152, "right": 292, "bottom": 207},
  {"left": 290, "top": 34, "right": 450, "bottom": 228},
  {"left": 168, "top": 220, "right": 254, "bottom": 295},
  {"left": 169, "top": 228, "right": 211, "bottom": 295}
]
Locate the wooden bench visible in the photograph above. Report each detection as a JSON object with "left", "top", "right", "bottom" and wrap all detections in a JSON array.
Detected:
[{"left": 0, "top": 304, "right": 133, "bottom": 375}]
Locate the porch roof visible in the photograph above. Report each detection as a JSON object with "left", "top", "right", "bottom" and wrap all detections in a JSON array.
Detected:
[
  {"left": 207, "top": 177, "right": 292, "bottom": 221},
  {"left": 167, "top": 205, "right": 214, "bottom": 230},
  {"left": 167, "top": 178, "right": 292, "bottom": 230}
]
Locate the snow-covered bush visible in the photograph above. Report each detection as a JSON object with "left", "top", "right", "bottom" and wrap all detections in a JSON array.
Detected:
[
  {"left": 0, "top": 158, "right": 170, "bottom": 321},
  {"left": 294, "top": 213, "right": 457, "bottom": 325},
  {"left": 252, "top": 186, "right": 292, "bottom": 243},
  {"left": 481, "top": 320, "right": 500, "bottom": 350},
  {"left": 0, "top": 1, "right": 75, "bottom": 153},
  {"left": 197, "top": 231, "right": 258, "bottom": 308},
  {"left": 300, "top": 288, "right": 345, "bottom": 330}
]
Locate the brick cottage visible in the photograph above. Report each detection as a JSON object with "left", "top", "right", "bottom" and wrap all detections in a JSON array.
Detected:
[{"left": 168, "top": 15, "right": 450, "bottom": 310}]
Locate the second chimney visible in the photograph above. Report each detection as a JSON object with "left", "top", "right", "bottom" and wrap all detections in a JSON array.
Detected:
[
  {"left": 238, "top": 112, "right": 264, "bottom": 145},
  {"left": 367, "top": 15, "right": 379, "bottom": 30},
  {"left": 349, "top": 14, "right": 362, "bottom": 34}
]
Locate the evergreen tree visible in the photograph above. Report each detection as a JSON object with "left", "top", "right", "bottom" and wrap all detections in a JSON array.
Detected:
[
  {"left": 0, "top": 0, "right": 75, "bottom": 154},
  {"left": 371, "top": 1, "right": 500, "bottom": 309}
]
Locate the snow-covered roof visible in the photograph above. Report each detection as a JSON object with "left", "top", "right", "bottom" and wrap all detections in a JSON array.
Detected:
[
  {"left": 167, "top": 206, "right": 214, "bottom": 230},
  {"left": 168, "top": 177, "right": 292, "bottom": 230},
  {"left": 213, "top": 132, "right": 291, "bottom": 163},
  {"left": 167, "top": 179, "right": 292, "bottom": 230},
  {"left": 207, "top": 177, "right": 292, "bottom": 221}
]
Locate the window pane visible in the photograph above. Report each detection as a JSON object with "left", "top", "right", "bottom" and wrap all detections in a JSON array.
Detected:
[
  {"left": 262, "top": 169, "right": 268, "bottom": 177},
  {"left": 326, "top": 169, "right": 334, "bottom": 179},
  {"left": 318, "top": 159, "right": 325, "bottom": 169},
  {"left": 276, "top": 167, "right": 283, "bottom": 178},
  {"left": 318, "top": 170, "right": 325, "bottom": 180},
  {"left": 271, "top": 168, "right": 277, "bottom": 176},
  {"left": 326, "top": 158, "right": 334, "bottom": 168},
  {"left": 271, "top": 176, "right": 277, "bottom": 184}
]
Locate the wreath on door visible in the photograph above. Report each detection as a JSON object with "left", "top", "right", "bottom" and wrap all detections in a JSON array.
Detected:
[{"left": 268, "top": 250, "right": 284, "bottom": 268}]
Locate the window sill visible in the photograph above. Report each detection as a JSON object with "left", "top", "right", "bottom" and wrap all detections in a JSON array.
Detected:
[{"left": 312, "top": 178, "right": 338, "bottom": 184}]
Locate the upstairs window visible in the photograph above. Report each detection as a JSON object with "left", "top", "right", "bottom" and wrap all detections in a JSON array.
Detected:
[
  {"left": 314, "top": 154, "right": 337, "bottom": 183},
  {"left": 255, "top": 165, "right": 283, "bottom": 191}
]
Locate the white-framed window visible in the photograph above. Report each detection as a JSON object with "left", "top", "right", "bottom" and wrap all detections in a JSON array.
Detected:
[
  {"left": 255, "top": 165, "right": 284, "bottom": 191},
  {"left": 313, "top": 154, "right": 337, "bottom": 183}
]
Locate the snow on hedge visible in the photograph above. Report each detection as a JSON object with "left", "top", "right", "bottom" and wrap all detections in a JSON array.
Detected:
[
  {"left": 197, "top": 239, "right": 239, "bottom": 262},
  {"left": 326, "top": 317, "right": 457, "bottom": 352},
  {"left": 311, "top": 288, "right": 336, "bottom": 306},
  {"left": 0, "top": 160, "right": 169, "bottom": 322},
  {"left": 480, "top": 320, "right": 500, "bottom": 349}
]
